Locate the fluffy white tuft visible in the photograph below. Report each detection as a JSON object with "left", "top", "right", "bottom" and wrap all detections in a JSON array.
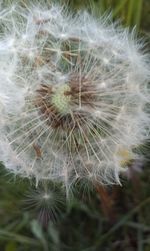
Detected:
[{"left": 0, "top": 2, "right": 149, "bottom": 192}]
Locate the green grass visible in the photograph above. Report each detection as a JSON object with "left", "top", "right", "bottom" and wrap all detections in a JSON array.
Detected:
[{"left": 0, "top": 162, "right": 150, "bottom": 251}]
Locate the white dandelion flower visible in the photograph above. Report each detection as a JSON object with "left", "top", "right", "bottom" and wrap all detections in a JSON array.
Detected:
[{"left": 0, "top": 2, "right": 149, "bottom": 192}]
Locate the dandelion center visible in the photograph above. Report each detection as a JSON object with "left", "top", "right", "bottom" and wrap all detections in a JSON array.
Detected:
[
  {"left": 51, "top": 84, "right": 71, "bottom": 114},
  {"left": 35, "top": 84, "right": 72, "bottom": 130},
  {"left": 35, "top": 75, "right": 95, "bottom": 132}
]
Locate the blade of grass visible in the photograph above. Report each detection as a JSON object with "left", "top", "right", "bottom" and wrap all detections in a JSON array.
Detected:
[
  {"left": 98, "top": 0, "right": 107, "bottom": 13},
  {"left": 83, "top": 197, "right": 150, "bottom": 250},
  {"left": 98, "top": 197, "right": 150, "bottom": 244},
  {"left": 125, "top": 222, "right": 150, "bottom": 231},
  {"left": 134, "top": 0, "right": 143, "bottom": 30},
  {"left": 0, "top": 229, "right": 39, "bottom": 246},
  {"left": 113, "top": 0, "right": 128, "bottom": 17},
  {"left": 126, "top": 0, "right": 135, "bottom": 27},
  {"left": 137, "top": 226, "right": 144, "bottom": 251},
  {"left": 99, "top": 197, "right": 150, "bottom": 244}
]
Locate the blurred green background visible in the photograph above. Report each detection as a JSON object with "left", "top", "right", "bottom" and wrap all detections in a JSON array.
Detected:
[{"left": 0, "top": 1, "right": 150, "bottom": 251}]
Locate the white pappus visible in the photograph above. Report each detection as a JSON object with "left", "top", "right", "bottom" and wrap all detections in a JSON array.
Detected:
[{"left": 0, "top": 2, "right": 149, "bottom": 193}]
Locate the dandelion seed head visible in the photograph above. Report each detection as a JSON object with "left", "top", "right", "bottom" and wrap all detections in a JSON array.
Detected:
[
  {"left": 24, "top": 183, "right": 65, "bottom": 224},
  {"left": 0, "top": 2, "right": 149, "bottom": 192}
]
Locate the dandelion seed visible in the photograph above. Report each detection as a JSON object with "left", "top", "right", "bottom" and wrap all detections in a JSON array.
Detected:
[
  {"left": 0, "top": 2, "right": 149, "bottom": 194},
  {"left": 24, "top": 182, "right": 65, "bottom": 225}
]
